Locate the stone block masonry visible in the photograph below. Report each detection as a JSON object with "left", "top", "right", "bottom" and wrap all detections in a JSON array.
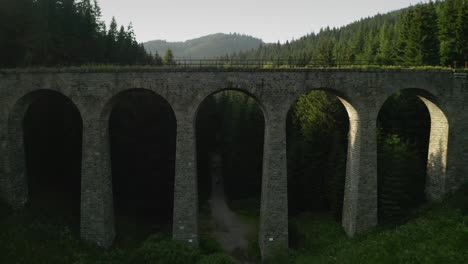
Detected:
[{"left": 0, "top": 68, "right": 466, "bottom": 258}]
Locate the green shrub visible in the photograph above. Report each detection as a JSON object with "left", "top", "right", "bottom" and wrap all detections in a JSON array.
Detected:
[
  {"left": 197, "top": 253, "right": 235, "bottom": 264},
  {"left": 133, "top": 238, "right": 200, "bottom": 264},
  {"left": 246, "top": 234, "right": 261, "bottom": 261},
  {"left": 199, "top": 234, "right": 223, "bottom": 254},
  {"left": 263, "top": 246, "right": 290, "bottom": 264}
]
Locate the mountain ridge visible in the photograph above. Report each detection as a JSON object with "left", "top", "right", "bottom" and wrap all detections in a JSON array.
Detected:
[{"left": 143, "top": 33, "right": 264, "bottom": 60}]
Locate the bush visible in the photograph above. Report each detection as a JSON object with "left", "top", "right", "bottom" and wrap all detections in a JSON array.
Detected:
[
  {"left": 246, "top": 234, "right": 261, "bottom": 261},
  {"left": 197, "top": 253, "right": 235, "bottom": 264},
  {"left": 133, "top": 237, "right": 200, "bottom": 264},
  {"left": 263, "top": 246, "right": 290, "bottom": 264},
  {"left": 199, "top": 234, "right": 223, "bottom": 254}
]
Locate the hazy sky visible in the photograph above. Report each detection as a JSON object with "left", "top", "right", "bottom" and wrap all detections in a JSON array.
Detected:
[{"left": 99, "top": 0, "right": 427, "bottom": 43}]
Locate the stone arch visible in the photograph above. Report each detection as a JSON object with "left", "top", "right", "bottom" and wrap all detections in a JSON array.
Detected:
[
  {"left": 100, "top": 88, "right": 178, "bottom": 241},
  {"left": 194, "top": 88, "right": 266, "bottom": 256},
  {"left": 193, "top": 88, "right": 268, "bottom": 125},
  {"left": 287, "top": 87, "right": 359, "bottom": 128},
  {"left": 7, "top": 89, "right": 83, "bottom": 209},
  {"left": 378, "top": 88, "right": 449, "bottom": 202},
  {"left": 100, "top": 88, "right": 176, "bottom": 126},
  {"left": 285, "top": 88, "right": 361, "bottom": 236},
  {"left": 287, "top": 89, "right": 360, "bottom": 180}
]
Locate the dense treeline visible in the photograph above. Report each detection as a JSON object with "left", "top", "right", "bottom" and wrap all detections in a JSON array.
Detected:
[
  {"left": 227, "top": 0, "right": 468, "bottom": 67},
  {"left": 0, "top": 0, "right": 158, "bottom": 67}
]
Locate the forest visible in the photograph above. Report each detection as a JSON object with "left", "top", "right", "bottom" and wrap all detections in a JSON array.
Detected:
[
  {"left": 0, "top": 0, "right": 467, "bottom": 263},
  {"left": 226, "top": 0, "right": 468, "bottom": 67},
  {"left": 0, "top": 0, "right": 157, "bottom": 67}
]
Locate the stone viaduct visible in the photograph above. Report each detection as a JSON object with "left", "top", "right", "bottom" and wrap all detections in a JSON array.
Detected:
[{"left": 0, "top": 68, "right": 467, "bottom": 257}]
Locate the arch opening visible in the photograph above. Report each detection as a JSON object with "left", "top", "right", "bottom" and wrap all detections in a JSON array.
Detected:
[
  {"left": 286, "top": 90, "right": 351, "bottom": 249},
  {"left": 377, "top": 89, "right": 448, "bottom": 224},
  {"left": 196, "top": 90, "right": 264, "bottom": 262},
  {"left": 9, "top": 90, "right": 82, "bottom": 230},
  {"left": 107, "top": 89, "right": 176, "bottom": 245}
]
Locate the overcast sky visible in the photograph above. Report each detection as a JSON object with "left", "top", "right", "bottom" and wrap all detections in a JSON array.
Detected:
[{"left": 99, "top": 0, "right": 427, "bottom": 43}]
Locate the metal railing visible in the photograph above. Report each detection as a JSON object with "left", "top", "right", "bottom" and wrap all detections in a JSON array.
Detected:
[{"left": 158, "top": 59, "right": 468, "bottom": 69}]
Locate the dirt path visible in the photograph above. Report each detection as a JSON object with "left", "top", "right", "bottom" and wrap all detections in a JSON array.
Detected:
[{"left": 208, "top": 153, "right": 253, "bottom": 263}]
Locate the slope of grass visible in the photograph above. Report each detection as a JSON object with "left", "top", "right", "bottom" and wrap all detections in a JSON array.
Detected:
[
  {"left": 0, "top": 183, "right": 466, "bottom": 263},
  {"left": 0, "top": 203, "right": 233, "bottom": 264},
  {"left": 291, "top": 183, "right": 468, "bottom": 264}
]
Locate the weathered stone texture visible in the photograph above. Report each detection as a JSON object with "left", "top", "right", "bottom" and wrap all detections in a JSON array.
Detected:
[
  {"left": 172, "top": 111, "right": 199, "bottom": 246},
  {"left": 80, "top": 114, "right": 115, "bottom": 247},
  {"left": 0, "top": 68, "right": 466, "bottom": 257}
]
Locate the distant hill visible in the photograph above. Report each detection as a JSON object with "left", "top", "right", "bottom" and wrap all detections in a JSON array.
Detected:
[{"left": 143, "top": 33, "right": 264, "bottom": 60}]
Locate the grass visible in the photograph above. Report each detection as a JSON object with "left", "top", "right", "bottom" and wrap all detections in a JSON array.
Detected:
[
  {"left": 290, "top": 183, "right": 468, "bottom": 264},
  {"left": 199, "top": 198, "right": 261, "bottom": 262},
  {"left": 227, "top": 197, "right": 262, "bottom": 261},
  {"left": 0, "top": 183, "right": 466, "bottom": 263},
  {"left": 0, "top": 202, "right": 234, "bottom": 264}
]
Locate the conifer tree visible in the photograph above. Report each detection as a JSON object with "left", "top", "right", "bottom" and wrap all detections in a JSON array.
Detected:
[
  {"left": 153, "top": 52, "right": 163, "bottom": 66},
  {"left": 163, "top": 48, "right": 175, "bottom": 65},
  {"left": 439, "top": 0, "right": 460, "bottom": 66},
  {"left": 312, "top": 36, "right": 335, "bottom": 66},
  {"left": 456, "top": 0, "right": 468, "bottom": 65},
  {"left": 0, "top": 1, "right": 156, "bottom": 67},
  {"left": 420, "top": 1, "right": 439, "bottom": 65},
  {"left": 376, "top": 23, "right": 397, "bottom": 64},
  {"left": 400, "top": 3, "right": 439, "bottom": 65},
  {"left": 106, "top": 17, "right": 118, "bottom": 63}
]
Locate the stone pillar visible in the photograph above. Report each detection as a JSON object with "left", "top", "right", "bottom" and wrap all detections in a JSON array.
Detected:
[
  {"left": 80, "top": 115, "right": 115, "bottom": 247},
  {"left": 418, "top": 97, "right": 449, "bottom": 202},
  {"left": 0, "top": 115, "right": 7, "bottom": 205},
  {"left": 259, "top": 109, "right": 288, "bottom": 257},
  {"left": 0, "top": 113, "right": 25, "bottom": 208},
  {"left": 340, "top": 101, "right": 378, "bottom": 237},
  {"left": 445, "top": 73, "right": 468, "bottom": 195},
  {"left": 2, "top": 104, "right": 29, "bottom": 209},
  {"left": 172, "top": 111, "right": 198, "bottom": 245}
]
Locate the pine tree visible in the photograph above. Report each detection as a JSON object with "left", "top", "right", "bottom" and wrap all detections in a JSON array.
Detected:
[
  {"left": 312, "top": 36, "right": 335, "bottom": 66},
  {"left": 106, "top": 17, "right": 118, "bottom": 63},
  {"left": 153, "top": 52, "right": 163, "bottom": 66},
  {"left": 0, "top": 0, "right": 154, "bottom": 67},
  {"left": 0, "top": 0, "right": 35, "bottom": 66},
  {"left": 456, "top": 0, "right": 468, "bottom": 66},
  {"left": 439, "top": 0, "right": 460, "bottom": 66},
  {"left": 376, "top": 23, "right": 397, "bottom": 65},
  {"left": 420, "top": 1, "right": 439, "bottom": 65},
  {"left": 163, "top": 48, "right": 175, "bottom": 65},
  {"left": 400, "top": 3, "right": 439, "bottom": 65}
]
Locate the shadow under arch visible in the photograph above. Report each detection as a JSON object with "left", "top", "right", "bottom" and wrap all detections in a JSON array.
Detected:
[
  {"left": 377, "top": 88, "right": 449, "bottom": 223},
  {"left": 101, "top": 88, "right": 177, "bottom": 244},
  {"left": 193, "top": 87, "right": 268, "bottom": 124},
  {"left": 8, "top": 89, "right": 83, "bottom": 228},
  {"left": 285, "top": 88, "right": 358, "bottom": 247},
  {"left": 195, "top": 89, "right": 265, "bottom": 260}
]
